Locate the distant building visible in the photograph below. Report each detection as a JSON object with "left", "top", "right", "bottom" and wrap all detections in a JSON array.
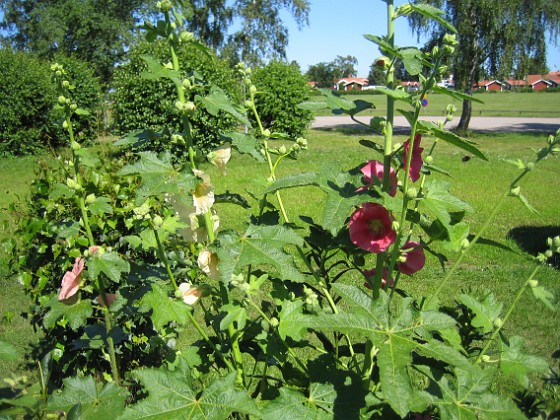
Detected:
[{"left": 334, "top": 77, "right": 369, "bottom": 91}]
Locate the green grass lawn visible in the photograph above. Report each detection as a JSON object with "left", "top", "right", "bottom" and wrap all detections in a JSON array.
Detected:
[
  {"left": 311, "top": 91, "right": 560, "bottom": 117},
  {"left": 1, "top": 128, "right": 559, "bottom": 400}
]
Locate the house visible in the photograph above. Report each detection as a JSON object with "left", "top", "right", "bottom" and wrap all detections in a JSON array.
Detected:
[
  {"left": 334, "top": 77, "right": 369, "bottom": 91},
  {"left": 476, "top": 80, "right": 504, "bottom": 92},
  {"left": 401, "top": 81, "right": 421, "bottom": 91},
  {"left": 504, "top": 79, "right": 528, "bottom": 90},
  {"left": 307, "top": 81, "right": 318, "bottom": 88},
  {"left": 526, "top": 73, "right": 560, "bottom": 91}
]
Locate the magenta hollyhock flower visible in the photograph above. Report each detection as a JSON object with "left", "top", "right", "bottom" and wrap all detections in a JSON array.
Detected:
[
  {"left": 403, "top": 133, "right": 424, "bottom": 182},
  {"left": 398, "top": 241, "right": 426, "bottom": 275},
  {"left": 58, "top": 257, "right": 85, "bottom": 301},
  {"left": 363, "top": 268, "right": 393, "bottom": 289},
  {"left": 349, "top": 203, "right": 396, "bottom": 253},
  {"left": 359, "top": 160, "right": 397, "bottom": 196}
]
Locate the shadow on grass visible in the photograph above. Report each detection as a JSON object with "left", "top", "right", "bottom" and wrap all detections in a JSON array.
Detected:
[{"left": 507, "top": 225, "right": 560, "bottom": 269}]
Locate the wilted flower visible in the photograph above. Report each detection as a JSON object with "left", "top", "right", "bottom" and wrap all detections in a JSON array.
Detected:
[
  {"left": 363, "top": 268, "right": 393, "bottom": 289},
  {"left": 359, "top": 160, "right": 397, "bottom": 196},
  {"left": 193, "top": 169, "right": 215, "bottom": 215},
  {"left": 349, "top": 203, "right": 396, "bottom": 253},
  {"left": 398, "top": 241, "right": 426, "bottom": 275},
  {"left": 197, "top": 249, "right": 220, "bottom": 280},
  {"left": 207, "top": 143, "right": 231, "bottom": 175},
  {"left": 58, "top": 258, "right": 85, "bottom": 301},
  {"left": 96, "top": 293, "right": 117, "bottom": 307},
  {"left": 403, "top": 134, "right": 424, "bottom": 182}
]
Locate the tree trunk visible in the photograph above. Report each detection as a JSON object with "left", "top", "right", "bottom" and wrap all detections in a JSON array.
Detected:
[
  {"left": 457, "top": 98, "right": 472, "bottom": 131},
  {"left": 457, "top": 5, "right": 479, "bottom": 132}
]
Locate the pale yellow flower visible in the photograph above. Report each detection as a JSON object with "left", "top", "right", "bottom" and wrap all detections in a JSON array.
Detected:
[
  {"left": 178, "top": 282, "right": 203, "bottom": 305},
  {"left": 193, "top": 169, "right": 214, "bottom": 215},
  {"left": 197, "top": 249, "right": 220, "bottom": 280},
  {"left": 207, "top": 144, "right": 231, "bottom": 175}
]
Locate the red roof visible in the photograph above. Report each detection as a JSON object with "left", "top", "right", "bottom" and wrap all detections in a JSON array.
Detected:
[{"left": 336, "top": 77, "right": 369, "bottom": 86}]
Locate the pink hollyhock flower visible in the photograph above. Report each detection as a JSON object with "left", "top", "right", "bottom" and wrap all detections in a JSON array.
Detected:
[
  {"left": 403, "top": 134, "right": 424, "bottom": 182},
  {"left": 359, "top": 160, "right": 397, "bottom": 196},
  {"left": 363, "top": 268, "right": 394, "bottom": 289},
  {"left": 58, "top": 257, "right": 85, "bottom": 301},
  {"left": 398, "top": 241, "right": 426, "bottom": 275},
  {"left": 349, "top": 203, "right": 396, "bottom": 253}
]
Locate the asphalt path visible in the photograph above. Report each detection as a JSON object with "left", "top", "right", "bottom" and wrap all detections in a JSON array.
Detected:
[{"left": 312, "top": 116, "right": 560, "bottom": 134}]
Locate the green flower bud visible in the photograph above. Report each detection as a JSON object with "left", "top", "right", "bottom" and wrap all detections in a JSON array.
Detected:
[
  {"left": 58, "top": 95, "right": 67, "bottom": 105},
  {"left": 269, "top": 317, "right": 279, "bottom": 328},
  {"left": 181, "top": 78, "right": 192, "bottom": 90},
  {"left": 460, "top": 238, "right": 470, "bottom": 250},
  {"left": 157, "top": 0, "right": 172, "bottom": 12},
  {"left": 245, "top": 67, "right": 252, "bottom": 75},
  {"left": 85, "top": 193, "right": 96, "bottom": 204},
  {"left": 525, "top": 162, "right": 535, "bottom": 171},
  {"left": 170, "top": 22, "right": 177, "bottom": 30},
  {"left": 153, "top": 215, "right": 164, "bottom": 228},
  {"left": 184, "top": 101, "right": 196, "bottom": 115},
  {"left": 70, "top": 103, "right": 78, "bottom": 111},
  {"left": 443, "top": 33, "right": 459, "bottom": 47},
  {"left": 480, "top": 354, "right": 491, "bottom": 363},
  {"left": 263, "top": 129, "right": 271, "bottom": 138},
  {"left": 545, "top": 250, "right": 553, "bottom": 258},
  {"left": 296, "top": 137, "right": 308, "bottom": 147},
  {"left": 62, "top": 80, "right": 70, "bottom": 88},
  {"left": 249, "top": 85, "right": 257, "bottom": 95},
  {"left": 406, "top": 187, "right": 417, "bottom": 199},
  {"left": 547, "top": 237, "right": 553, "bottom": 247},
  {"left": 70, "top": 140, "right": 81, "bottom": 151},
  {"left": 424, "top": 155, "right": 434, "bottom": 164},
  {"left": 66, "top": 178, "right": 81, "bottom": 190},
  {"left": 391, "top": 221, "right": 400, "bottom": 231},
  {"left": 62, "top": 120, "right": 69, "bottom": 130},
  {"left": 494, "top": 318, "right": 503, "bottom": 328},
  {"left": 509, "top": 186, "right": 521, "bottom": 196},
  {"left": 244, "top": 100, "right": 253, "bottom": 108},
  {"left": 375, "top": 56, "right": 390, "bottom": 70},
  {"left": 528, "top": 279, "right": 539, "bottom": 288},
  {"left": 278, "top": 145, "right": 287, "bottom": 155},
  {"left": 180, "top": 31, "right": 194, "bottom": 43},
  {"left": 55, "top": 70, "right": 63, "bottom": 78},
  {"left": 553, "top": 236, "right": 560, "bottom": 247}
]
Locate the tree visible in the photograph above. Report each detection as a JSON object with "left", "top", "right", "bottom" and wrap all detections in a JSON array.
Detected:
[
  {"left": 332, "top": 55, "right": 358, "bottom": 78},
  {"left": 409, "top": 0, "right": 560, "bottom": 130},
  {"left": 0, "top": 0, "right": 147, "bottom": 85},
  {"left": 305, "top": 62, "right": 336, "bottom": 88},
  {"left": 183, "top": 0, "right": 310, "bottom": 67},
  {"left": 367, "top": 64, "right": 387, "bottom": 86}
]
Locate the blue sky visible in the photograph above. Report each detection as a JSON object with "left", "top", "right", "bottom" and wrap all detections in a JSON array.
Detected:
[{"left": 282, "top": 0, "right": 560, "bottom": 77}]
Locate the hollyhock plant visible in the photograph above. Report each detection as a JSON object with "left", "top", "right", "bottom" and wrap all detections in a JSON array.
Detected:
[
  {"left": 197, "top": 249, "right": 220, "bottom": 281},
  {"left": 178, "top": 282, "right": 210, "bottom": 305},
  {"left": 360, "top": 160, "right": 398, "bottom": 196},
  {"left": 363, "top": 268, "right": 394, "bottom": 289},
  {"left": 192, "top": 169, "right": 215, "bottom": 215},
  {"left": 207, "top": 143, "right": 231, "bottom": 175},
  {"left": 349, "top": 203, "right": 396, "bottom": 253},
  {"left": 398, "top": 241, "right": 426, "bottom": 275},
  {"left": 58, "top": 257, "right": 85, "bottom": 301},
  {"left": 403, "top": 133, "right": 424, "bottom": 182}
]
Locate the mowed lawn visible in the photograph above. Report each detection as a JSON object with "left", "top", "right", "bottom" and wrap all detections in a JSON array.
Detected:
[
  {"left": 311, "top": 91, "right": 560, "bottom": 117},
  {"left": 1, "top": 127, "right": 559, "bottom": 396}
]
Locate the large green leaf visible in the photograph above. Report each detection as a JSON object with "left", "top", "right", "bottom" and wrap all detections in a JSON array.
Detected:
[
  {"left": 141, "top": 55, "right": 180, "bottom": 84},
  {"left": 88, "top": 251, "right": 130, "bottom": 284},
  {"left": 138, "top": 283, "right": 189, "bottom": 330},
  {"left": 118, "top": 152, "right": 198, "bottom": 205},
  {"left": 197, "top": 86, "right": 251, "bottom": 127},
  {"left": 262, "top": 172, "right": 319, "bottom": 194},
  {"left": 48, "top": 376, "right": 128, "bottom": 419},
  {"left": 120, "top": 370, "right": 258, "bottom": 419},
  {"left": 435, "top": 367, "right": 525, "bottom": 419},
  {"left": 87, "top": 196, "right": 113, "bottom": 216},
  {"left": 421, "top": 179, "right": 473, "bottom": 226},
  {"left": 418, "top": 121, "right": 487, "bottom": 161},
  {"left": 430, "top": 85, "right": 484, "bottom": 103},
  {"left": 260, "top": 385, "right": 336, "bottom": 420},
  {"left": 409, "top": 4, "right": 457, "bottom": 33},
  {"left": 277, "top": 300, "right": 307, "bottom": 341},
  {"left": 215, "top": 225, "right": 304, "bottom": 284},
  {"left": 500, "top": 336, "right": 549, "bottom": 387},
  {"left": 374, "top": 86, "right": 411, "bottom": 102},
  {"left": 399, "top": 47, "right": 423, "bottom": 76},
  {"left": 459, "top": 293, "right": 502, "bottom": 334},
  {"left": 363, "top": 34, "right": 399, "bottom": 56},
  {"left": 221, "top": 132, "right": 264, "bottom": 162},
  {"left": 43, "top": 297, "right": 93, "bottom": 331},
  {"left": 531, "top": 284, "right": 555, "bottom": 311}
]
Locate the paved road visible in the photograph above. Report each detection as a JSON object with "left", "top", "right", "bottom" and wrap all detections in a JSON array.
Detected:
[{"left": 313, "top": 116, "right": 560, "bottom": 134}]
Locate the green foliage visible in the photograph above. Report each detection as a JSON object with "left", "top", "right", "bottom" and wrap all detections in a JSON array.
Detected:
[
  {"left": 111, "top": 39, "right": 241, "bottom": 156},
  {"left": 251, "top": 60, "right": 314, "bottom": 138},
  {"left": 0, "top": 48, "right": 101, "bottom": 156}
]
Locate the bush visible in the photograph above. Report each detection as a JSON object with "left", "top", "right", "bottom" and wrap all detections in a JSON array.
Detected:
[
  {"left": 251, "top": 60, "right": 314, "bottom": 138},
  {"left": 111, "top": 40, "right": 241, "bottom": 156},
  {"left": 0, "top": 48, "right": 102, "bottom": 155},
  {"left": 0, "top": 48, "right": 54, "bottom": 155}
]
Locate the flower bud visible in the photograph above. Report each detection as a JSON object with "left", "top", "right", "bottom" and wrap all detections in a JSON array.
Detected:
[
  {"left": 528, "top": 279, "right": 539, "bottom": 288},
  {"left": 545, "top": 250, "right": 553, "bottom": 258},
  {"left": 269, "top": 317, "right": 279, "bottom": 328},
  {"left": 244, "top": 100, "right": 253, "bottom": 108},
  {"left": 249, "top": 85, "right": 257, "bottom": 95},
  {"left": 375, "top": 56, "right": 390, "bottom": 70},
  {"left": 170, "top": 22, "right": 177, "bottom": 30},
  {"left": 85, "top": 193, "right": 96, "bottom": 204},
  {"left": 70, "top": 103, "right": 78, "bottom": 111},
  {"left": 525, "top": 162, "right": 534, "bottom": 171},
  {"left": 406, "top": 187, "right": 417, "bottom": 199},
  {"left": 460, "top": 238, "right": 470, "bottom": 250},
  {"left": 480, "top": 354, "right": 491, "bottom": 362},
  {"left": 184, "top": 101, "right": 196, "bottom": 115},
  {"left": 55, "top": 70, "right": 63, "bottom": 78},
  {"left": 181, "top": 78, "right": 192, "bottom": 90},
  {"left": 263, "top": 129, "right": 271, "bottom": 138},
  {"left": 494, "top": 318, "right": 503, "bottom": 328},
  {"left": 153, "top": 215, "right": 164, "bottom": 228},
  {"left": 70, "top": 140, "right": 81, "bottom": 151},
  {"left": 157, "top": 0, "right": 172, "bottom": 12},
  {"left": 66, "top": 178, "right": 81, "bottom": 191},
  {"left": 424, "top": 155, "right": 433, "bottom": 164},
  {"left": 58, "top": 95, "right": 67, "bottom": 105},
  {"left": 443, "top": 33, "right": 459, "bottom": 46},
  {"left": 278, "top": 145, "right": 287, "bottom": 155},
  {"left": 391, "top": 221, "right": 400, "bottom": 231},
  {"left": 509, "top": 186, "right": 521, "bottom": 196},
  {"left": 296, "top": 137, "right": 308, "bottom": 147},
  {"left": 245, "top": 78, "right": 252, "bottom": 87},
  {"left": 553, "top": 236, "right": 560, "bottom": 247},
  {"left": 180, "top": 31, "right": 194, "bottom": 43},
  {"left": 62, "top": 80, "right": 70, "bottom": 88}
]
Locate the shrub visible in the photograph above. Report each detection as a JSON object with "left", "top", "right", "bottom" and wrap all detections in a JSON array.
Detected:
[
  {"left": 251, "top": 60, "right": 314, "bottom": 138},
  {"left": 111, "top": 40, "right": 241, "bottom": 156},
  {"left": 0, "top": 48, "right": 54, "bottom": 155},
  {"left": 0, "top": 48, "right": 102, "bottom": 155}
]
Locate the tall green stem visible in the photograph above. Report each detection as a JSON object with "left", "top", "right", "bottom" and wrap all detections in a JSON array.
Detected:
[{"left": 383, "top": 0, "right": 395, "bottom": 194}]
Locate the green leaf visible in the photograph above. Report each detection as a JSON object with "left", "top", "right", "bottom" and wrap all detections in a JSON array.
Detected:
[
  {"left": 215, "top": 225, "right": 304, "bottom": 284},
  {"left": 49, "top": 183, "right": 75, "bottom": 200},
  {"left": 516, "top": 193, "right": 541, "bottom": 215},
  {"left": 197, "top": 86, "right": 251, "bottom": 127},
  {"left": 409, "top": 4, "right": 457, "bottom": 33},
  {"left": 531, "top": 284, "right": 556, "bottom": 311},
  {"left": 48, "top": 376, "right": 128, "bottom": 419},
  {"left": 430, "top": 85, "right": 484, "bottom": 103},
  {"left": 118, "top": 152, "right": 198, "bottom": 205},
  {"left": 75, "top": 148, "right": 101, "bottom": 168},
  {"left": 422, "top": 179, "right": 473, "bottom": 226},
  {"left": 88, "top": 251, "right": 130, "bottom": 284},
  {"left": 262, "top": 172, "right": 319, "bottom": 194},
  {"left": 419, "top": 121, "right": 487, "bottom": 161},
  {"left": 374, "top": 86, "right": 411, "bottom": 102},
  {"left": 219, "top": 304, "right": 248, "bottom": 331},
  {"left": 43, "top": 297, "right": 93, "bottom": 331},
  {"left": 260, "top": 386, "right": 335, "bottom": 420},
  {"left": 315, "top": 88, "right": 355, "bottom": 111},
  {"left": 141, "top": 55, "right": 180, "bottom": 84},
  {"left": 363, "top": 34, "right": 399, "bottom": 56},
  {"left": 500, "top": 336, "right": 549, "bottom": 388},
  {"left": 120, "top": 370, "right": 258, "bottom": 419},
  {"left": 221, "top": 132, "right": 264, "bottom": 162},
  {"left": 277, "top": 300, "right": 307, "bottom": 341},
  {"left": 87, "top": 196, "right": 113, "bottom": 216},
  {"left": 297, "top": 100, "right": 327, "bottom": 111},
  {"left": 0, "top": 339, "right": 19, "bottom": 362},
  {"left": 459, "top": 293, "right": 502, "bottom": 333},
  {"left": 399, "top": 48, "right": 423, "bottom": 76},
  {"left": 138, "top": 283, "right": 189, "bottom": 330}
]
